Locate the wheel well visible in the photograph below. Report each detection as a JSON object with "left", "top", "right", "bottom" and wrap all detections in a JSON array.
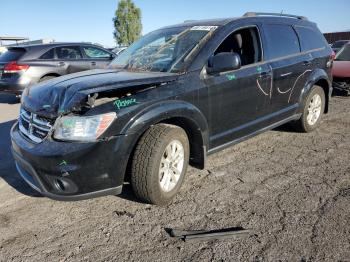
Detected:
[
  {"left": 160, "top": 118, "right": 206, "bottom": 169},
  {"left": 123, "top": 117, "right": 206, "bottom": 183},
  {"left": 314, "top": 79, "right": 329, "bottom": 113}
]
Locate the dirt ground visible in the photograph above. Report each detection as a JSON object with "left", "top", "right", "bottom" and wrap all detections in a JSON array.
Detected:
[{"left": 0, "top": 93, "right": 349, "bottom": 262}]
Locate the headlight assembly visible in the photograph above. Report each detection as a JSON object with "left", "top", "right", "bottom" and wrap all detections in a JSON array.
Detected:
[{"left": 54, "top": 112, "right": 116, "bottom": 141}]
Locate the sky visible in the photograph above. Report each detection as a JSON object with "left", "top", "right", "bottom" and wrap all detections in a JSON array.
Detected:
[{"left": 1, "top": 0, "right": 349, "bottom": 47}]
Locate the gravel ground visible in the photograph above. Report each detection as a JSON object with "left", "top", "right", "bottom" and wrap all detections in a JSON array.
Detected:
[{"left": 0, "top": 93, "right": 349, "bottom": 262}]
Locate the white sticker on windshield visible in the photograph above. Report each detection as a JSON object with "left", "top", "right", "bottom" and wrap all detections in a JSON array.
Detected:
[{"left": 190, "top": 26, "right": 218, "bottom": 31}]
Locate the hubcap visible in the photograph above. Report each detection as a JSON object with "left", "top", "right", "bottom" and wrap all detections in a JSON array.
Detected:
[
  {"left": 159, "top": 140, "right": 184, "bottom": 192},
  {"left": 307, "top": 94, "right": 322, "bottom": 126}
]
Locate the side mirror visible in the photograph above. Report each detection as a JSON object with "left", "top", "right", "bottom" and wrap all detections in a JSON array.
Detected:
[
  {"left": 207, "top": 52, "right": 241, "bottom": 75},
  {"left": 109, "top": 54, "right": 115, "bottom": 60}
]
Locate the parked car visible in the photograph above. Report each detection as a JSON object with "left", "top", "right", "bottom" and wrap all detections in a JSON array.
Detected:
[
  {"left": 332, "top": 43, "right": 350, "bottom": 95},
  {"left": 12, "top": 12, "right": 333, "bottom": 205},
  {"left": 0, "top": 43, "right": 115, "bottom": 95},
  {"left": 331, "top": 40, "right": 350, "bottom": 53},
  {"left": 112, "top": 46, "right": 128, "bottom": 56}
]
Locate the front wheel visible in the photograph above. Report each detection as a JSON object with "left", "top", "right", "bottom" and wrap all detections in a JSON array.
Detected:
[
  {"left": 292, "top": 85, "right": 325, "bottom": 132},
  {"left": 131, "top": 124, "right": 189, "bottom": 205}
]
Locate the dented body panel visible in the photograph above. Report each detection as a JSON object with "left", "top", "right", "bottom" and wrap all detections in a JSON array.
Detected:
[{"left": 11, "top": 15, "right": 332, "bottom": 201}]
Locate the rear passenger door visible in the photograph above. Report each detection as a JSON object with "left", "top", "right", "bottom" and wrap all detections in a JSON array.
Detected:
[
  {"left": 81, "top": 46, "right": 113, "bottom": 69},
  {"left": 55, "top": 46, "right": 89, "bottom": 74},
  {"left": 262, "top": 24, "right": 310, "bottom": 117}
]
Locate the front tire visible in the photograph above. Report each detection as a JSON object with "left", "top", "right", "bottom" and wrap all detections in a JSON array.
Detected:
[
  {"left": 292, "top": 85, "right": 325, "bottom": 132},
  {"left": 131, "top": 124, "right": 189, "bottom": 205}
]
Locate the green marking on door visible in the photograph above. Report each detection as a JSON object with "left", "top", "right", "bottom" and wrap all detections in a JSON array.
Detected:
[
  {"left": 226, "top": 74, "right": 236, "bottom": 81},
  {"left": 59, "top": 160, "right": 68, "bottom": 166}
]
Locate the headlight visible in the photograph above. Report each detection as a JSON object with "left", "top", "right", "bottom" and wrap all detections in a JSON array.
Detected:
[{"left": 54, "top": 112, "right": 116, "bottom": 141}]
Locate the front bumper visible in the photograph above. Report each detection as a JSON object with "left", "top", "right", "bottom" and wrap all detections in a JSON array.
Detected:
[{"left": 10, "top": 122, "right": 131, "bottom": 201}]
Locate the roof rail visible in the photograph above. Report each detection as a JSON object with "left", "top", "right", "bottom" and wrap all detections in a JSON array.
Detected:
[{"left": 243, "top": 12, "right": 308, "bottom": 21}]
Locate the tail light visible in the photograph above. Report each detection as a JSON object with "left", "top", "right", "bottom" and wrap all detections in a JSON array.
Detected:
[{"left": 3, "top": 61, "right": 30, "bottom": 73}]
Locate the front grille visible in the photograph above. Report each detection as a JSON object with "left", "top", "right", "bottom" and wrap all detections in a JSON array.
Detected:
[{"left": 19, "top": 108, "right": 54, "bottom": 143}]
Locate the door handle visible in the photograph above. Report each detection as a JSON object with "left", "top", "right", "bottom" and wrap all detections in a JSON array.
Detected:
[
  {"left": 58, "top": 61, "right": 65, "bottom": 67},
  {"left": 91, "top": 61, "right": 96, "bottom": 66}
]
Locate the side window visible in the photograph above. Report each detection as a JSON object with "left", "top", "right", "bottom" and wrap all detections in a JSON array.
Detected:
[
  {"left": 295, "top": 26, "right": 327, "bottom": 51},
  {"left": 39, "top": 49, "right": 55, "bottom": 60},
  {"left": 214, "top": 27, "right": 262, "bottom": 66},
  {"left": 83, "top": 46, "right": 111, "bottom": 59},
  {"left": 263, "top": 24, "right": 300, "bottom": 60},
  {"left": 56, "top": 46, "right": 82, "bottom": 59}
]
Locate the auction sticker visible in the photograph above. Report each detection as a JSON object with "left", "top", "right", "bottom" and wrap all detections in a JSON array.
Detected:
[{"left": 191, "top": 26, "right": 218, "bottom": 31}]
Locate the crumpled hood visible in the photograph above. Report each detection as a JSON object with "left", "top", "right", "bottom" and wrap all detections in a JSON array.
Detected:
[{"left": 21, "top": 69, "right": 178, "bottom": 117}]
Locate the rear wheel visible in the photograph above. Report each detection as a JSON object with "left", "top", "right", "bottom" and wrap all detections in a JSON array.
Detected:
[
  {"left": 292, "top": 85, "right": 325, "bottom": 132},
  {"left": 131, "top": 124, "right": 189, "bottom": 205}
]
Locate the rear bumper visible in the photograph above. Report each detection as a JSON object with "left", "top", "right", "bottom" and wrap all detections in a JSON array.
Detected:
[
  {"left": 10, "top": 122, "right": 133, "bottom": 201},
  {"left": 0, "top": 79, "right": 28, "bottom": 94},
  {"left": 0, "top": 76, "right": 31, "bottom": 95}
]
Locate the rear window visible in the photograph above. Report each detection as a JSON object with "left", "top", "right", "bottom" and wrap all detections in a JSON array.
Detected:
[
  {"left": 0, "top": 48, "right": 25, "bottom": 62},
  {"left": 40, "top": 49, "right": 55, "bottom": 59},
  {"left": 295, "top": 26, "right": 327, "bottom": 51},
  {"left": 263, "top": 24, "right": 300, "bottom": 60}
]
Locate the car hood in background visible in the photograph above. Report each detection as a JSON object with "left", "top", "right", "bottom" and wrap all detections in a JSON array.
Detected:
[
  {"left": 332, "top": 60, "right": 350, "bottom": 78},
  {"left": 21, "top": 69, "right": 179, "bottom": 117}
]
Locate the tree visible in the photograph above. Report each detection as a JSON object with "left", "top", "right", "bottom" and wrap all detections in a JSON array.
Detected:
[{"left": 113, "top": 0, "right": 142, "bottom": 46}]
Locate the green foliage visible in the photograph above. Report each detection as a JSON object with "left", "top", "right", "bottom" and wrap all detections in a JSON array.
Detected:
[{"left": 113, "top": 0, "right": 142, "bottom": 45}]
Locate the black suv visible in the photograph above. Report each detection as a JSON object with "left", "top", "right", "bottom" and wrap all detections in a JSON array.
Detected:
[
  {"left": 11, "top": 13, "right": 333, "bottom": 205},
  {"left": 0, "top": 43, "right": 115, "bottom": 95}
]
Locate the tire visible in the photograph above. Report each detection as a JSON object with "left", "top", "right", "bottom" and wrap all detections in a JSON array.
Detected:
[
  {"left": 131, "top": 124, "right": 190, "bottom": 205},
  {"left": 292, "top": 85, "right": 325, "bottom": 132},
  {"left": 39, "top": 75, "right": 57, "bottom": 83}
]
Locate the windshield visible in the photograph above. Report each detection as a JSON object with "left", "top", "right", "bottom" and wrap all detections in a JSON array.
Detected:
[
  {"left": 109, "top": 26, "right": 217, "bottom": 73},
  {"left": 335, "top": 44, "right": 350, "bottom": 61}
]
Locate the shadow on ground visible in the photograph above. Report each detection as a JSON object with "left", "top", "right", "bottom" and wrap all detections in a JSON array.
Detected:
[{"left": 0, "top": 120, "right": 41, "bottom": 197}]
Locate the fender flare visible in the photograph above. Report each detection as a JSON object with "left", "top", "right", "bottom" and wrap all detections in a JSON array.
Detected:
[
  {"left": 298, "top": 68, "right": 331, "bottom": 114},
  {"left": 120, "top": 100, "right": 209, "bottom": 169}
]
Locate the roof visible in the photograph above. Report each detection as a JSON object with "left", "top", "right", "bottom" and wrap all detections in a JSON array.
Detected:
[
  {"left": 161, "top": 18, "right": 237, "bottom": 30},
  {"left": 7, "top": 42, "right": 99, "bottom": 49},
  {"left": 160, "top": 13, "right": 312, "bottom": 30}
]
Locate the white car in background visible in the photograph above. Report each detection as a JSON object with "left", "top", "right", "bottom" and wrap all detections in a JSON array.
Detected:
[{"left": 112, "top": 46, "right": 128, "bottom": 56}]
